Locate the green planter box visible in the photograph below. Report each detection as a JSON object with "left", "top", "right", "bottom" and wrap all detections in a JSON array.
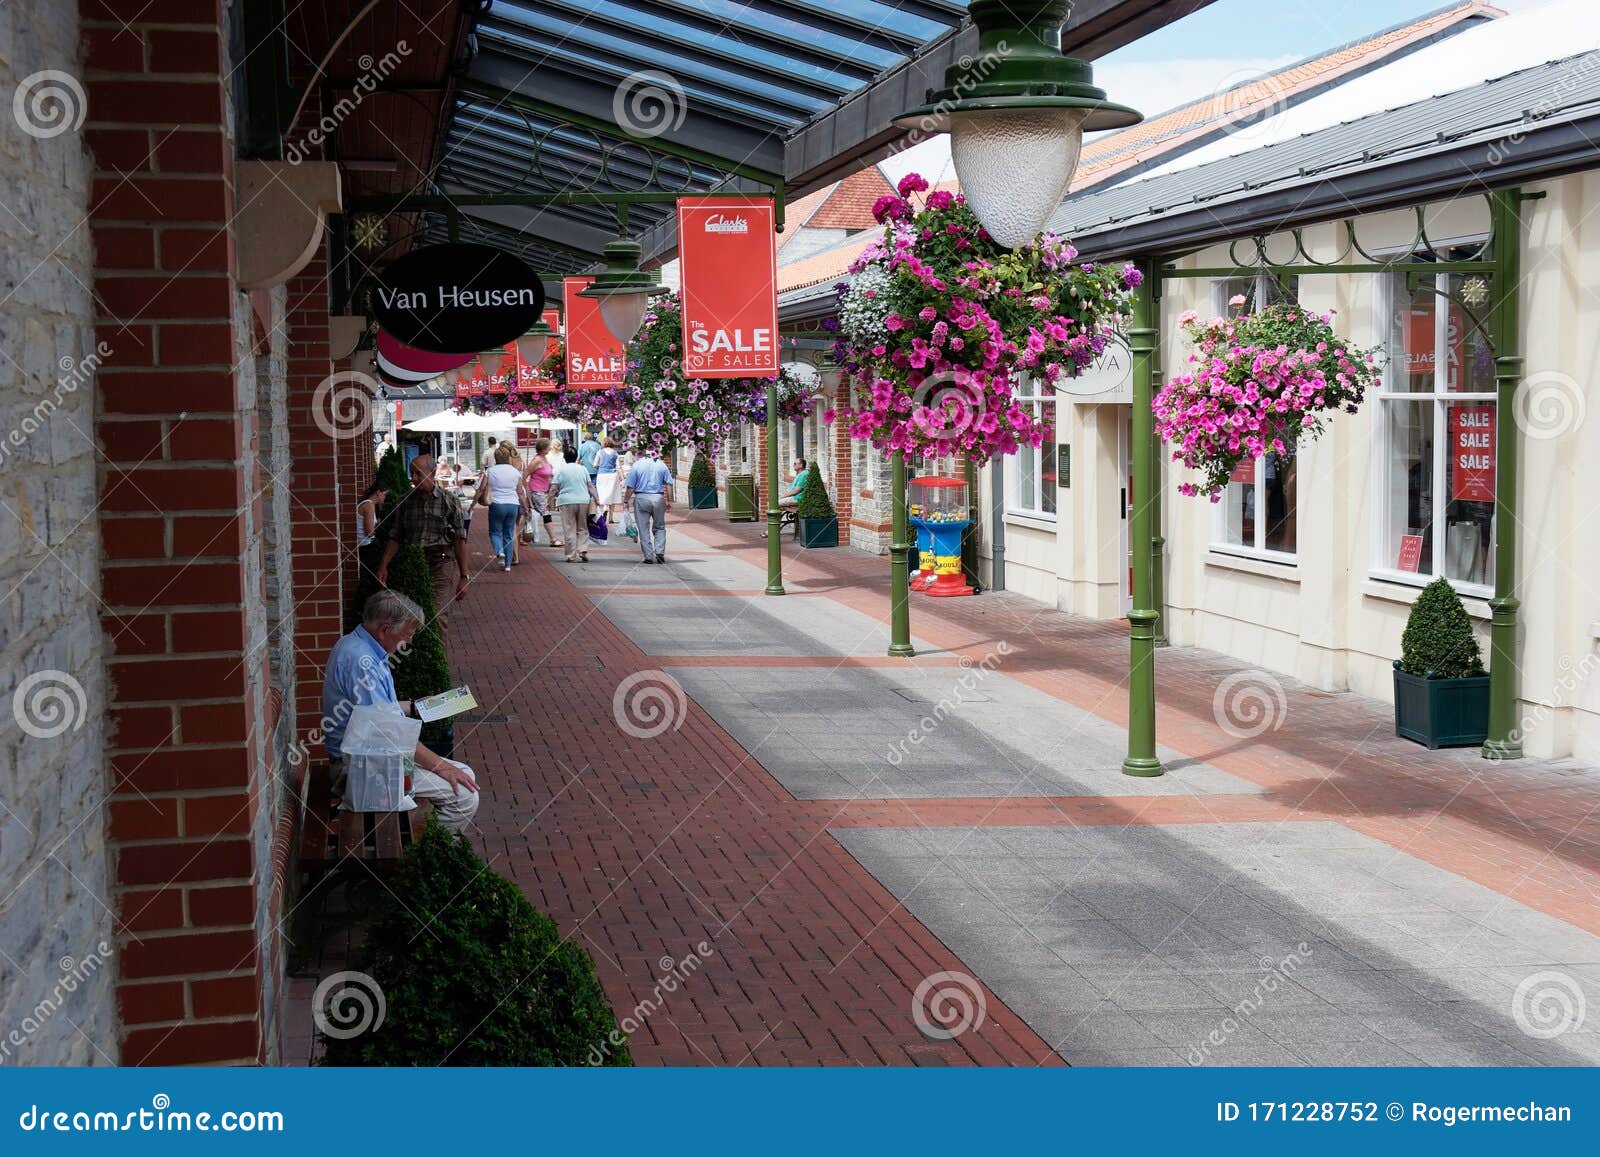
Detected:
[
  {"left": 726, "top": 474, "right": 757, "bottom": 521},
  {"left": 689, "top": 485, "right": 718, "bottom": 510},
  {"left": 1392, "top": 664, "right": 1490, "bottom": 749},
  {"left": 799, "top": 516, "right": 838, "bottom": 548}
]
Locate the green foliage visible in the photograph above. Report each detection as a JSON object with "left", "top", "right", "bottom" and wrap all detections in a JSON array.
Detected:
[
  {"left": 688, "top": 452, "right": 714, "bottom": 488},
  {"left": 319, "top": 821, "right": 632, "bottom": 1067},
  {"left": 795, "top": 466, "right": 835, "bottom": 520},
  {"left": 1400, "top": 577, "right": 1485, "bottom": 679},
  {"left": 353, "top": 449, "right": 453, "bottom": 744}
]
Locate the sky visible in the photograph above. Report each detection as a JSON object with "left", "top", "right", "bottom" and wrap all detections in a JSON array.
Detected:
[{"left": 879, "top": 0, "right": 1552, "bottom": 184}]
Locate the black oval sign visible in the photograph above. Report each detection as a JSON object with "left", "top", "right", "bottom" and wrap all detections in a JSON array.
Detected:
[{"left": 372, "top": 243, "right": 544, "bottom": 354}]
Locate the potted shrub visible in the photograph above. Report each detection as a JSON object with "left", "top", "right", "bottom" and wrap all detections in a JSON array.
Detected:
[
  {"left": 1393, "top": 577, "right": 1490, "bottom": 748},
  {"left": 319, "top": 821, "right": 631, "bottom": 1066},
  {"left": 688, "top": 452, "right": 717, "bottom": 509},
  {"left": 796, "top": 467, "right": 838, "bottom": 548}
]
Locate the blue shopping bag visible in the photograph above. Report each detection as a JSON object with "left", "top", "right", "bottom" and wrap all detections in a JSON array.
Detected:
[{"left": 587, "top": 512, "right": 608, "bottom": 542}]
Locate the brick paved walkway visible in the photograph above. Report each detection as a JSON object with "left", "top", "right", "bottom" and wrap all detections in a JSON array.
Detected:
[{"left": 292, "top": 509, "right": 1600, "bottom": 1065}]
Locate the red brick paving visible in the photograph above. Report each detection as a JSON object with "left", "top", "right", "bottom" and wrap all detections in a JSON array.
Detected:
[{"left": 438, "top": 510, "right": 1600, "bottom": 1065}]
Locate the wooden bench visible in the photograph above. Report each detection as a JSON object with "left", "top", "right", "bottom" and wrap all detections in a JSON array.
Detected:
[{"left": 298, "top": 763, "right": 418, "bottom": 889}]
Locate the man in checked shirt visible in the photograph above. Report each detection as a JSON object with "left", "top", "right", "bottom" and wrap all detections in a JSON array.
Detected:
[{"left": 375, "top": 454, "right": 471, "bottom": 634}]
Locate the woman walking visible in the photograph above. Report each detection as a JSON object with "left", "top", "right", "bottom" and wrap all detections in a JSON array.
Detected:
[
  {"left": 355, "top": 479, "right": 387, "bottom": 548},
  {"left": 551, "top": 445, "right": 597, "bottom": 563},
  {"left": 482, "top": 442, "right": 527, "bottom": 572},
  {"left": 594, "top": 435, "right": 625, "bottom": 532},
  {"left": 523, "top": 436, "right": 560, "bottom": 548}
]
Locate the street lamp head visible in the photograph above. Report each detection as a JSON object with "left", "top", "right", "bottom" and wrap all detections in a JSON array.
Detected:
[
  {"left": 516, "top": 314, "right": 558, "bottom": 366},
  {"left": 579, "top": 237, "right": 666, "bottom": 342},
  {"left": 893, "top": 0, "right": 1139, "bottom": 248}
]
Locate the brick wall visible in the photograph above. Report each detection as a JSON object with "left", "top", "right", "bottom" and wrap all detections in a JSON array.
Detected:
[
  {"left": 0, "top": 0, "right": 117, "bottom": 1065},
  {"left": 88, "top": 0, "right": 277, "bottom": 1065}
]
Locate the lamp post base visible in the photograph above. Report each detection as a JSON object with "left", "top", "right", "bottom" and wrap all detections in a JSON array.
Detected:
[
  {"left": 1120, "top": 756, "right": 1164, "bottom": 778},
  {"left": 1481, "top": 737, "right": 1522, "bottom": 761},
  {"left": 888, "top": 642, "right": 916, "bottom": 658}
]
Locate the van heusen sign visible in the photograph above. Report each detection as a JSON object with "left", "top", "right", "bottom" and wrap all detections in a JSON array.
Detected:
[
  {"left": 1059, "top": 336, "right": 1133, "bottom": 403},
  {"left": 372, "top": 243, "right": 545, "bottom": 354}
]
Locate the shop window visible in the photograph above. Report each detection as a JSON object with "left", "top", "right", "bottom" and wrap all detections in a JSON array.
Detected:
[
  {"left": 1371, "top": 262, "right": 1496, "bottom": 593},
  {"left": 1005, "top": 383, "right": 1057, "bottom": 518},
  {"left": 1209, "top": 275, "right": 1300, "bottom": 560}
]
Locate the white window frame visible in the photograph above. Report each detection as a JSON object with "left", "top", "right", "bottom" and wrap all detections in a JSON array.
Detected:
[
  {"left": 1004, "top": 379, "right": 1057, "bottom": 520},
  {"left": 1368, "top": 258, "right": 1496, "bottom": 599},
  {"left": 1207, "top": 275, "right": 1299, "bottom": 564}
]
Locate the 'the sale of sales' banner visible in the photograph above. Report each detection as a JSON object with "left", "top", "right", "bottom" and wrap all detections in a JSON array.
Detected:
[
  {"left": 677, "top": 196, "right": 779, "bottom": 379},
  {"left": 562, "top": 278, "right": 624, "bottom": 388},
  {"left": 1450, "top": 404, "right": 1496, "bottom": 502}
]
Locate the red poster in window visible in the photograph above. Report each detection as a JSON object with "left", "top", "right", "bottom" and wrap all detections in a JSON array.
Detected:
[
  {"left": 677, "top": 196, "right": 778, "bottom": 379},
  {"left": 1229, "top": 458, "right": 1256, "bottom": 485},
  {"left": 1450, "top": 405, "right": 1496, "bottom": 501},
  {"left": 562, "top": 278, "right": 624, "bottom": 388},
  {"left": 1397, "top": 534, "right": 1424, "bottom": 573}
]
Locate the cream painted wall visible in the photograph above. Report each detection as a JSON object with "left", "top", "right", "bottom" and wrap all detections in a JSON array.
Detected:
[{"left": 978, "top": 178, "right": 1600, "bottom": 759}]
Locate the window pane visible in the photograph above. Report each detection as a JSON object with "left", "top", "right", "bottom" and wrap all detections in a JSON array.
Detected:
[
  {"left": 1017, "top": 443, "right": 1037, "bottom": 510},
  {"left": 1443, "top": 400, "right": 1495, "bottom": 586},
  {"left": 1263, "top": 453, "right": 1296, "bottom": 552},
  {"left": 1219, "top": 467, "right": 1254, "bottom": 547},
  {"left": 1447, "top": 278, "right": 1495, "bottom": 393},
  {"left": 1383, "top": 401, "right": 1433, "bottom": 573},
  {"left": 1039, "top": 401, "right": 1057, "bottom": 515},
  {"left": 1390, "top": 274, "right": 1437, "bottom": 393}
]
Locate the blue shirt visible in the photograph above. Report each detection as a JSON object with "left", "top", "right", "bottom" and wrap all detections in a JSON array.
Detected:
[
  {"left": 596, "top": 447, "right": 618, "bottom": 473},
  {"left": 322, "top": 626, "right": 396, "bottom": 759},
  {"left": 578, "top": 438, "right": 601, "bottom": 473},
  {"left": 551, "top": 462, "right": 593, "bottom": 505},
  {"left": 788, "top": 468, "right": 810, "bottom": 496},
  {"left": 625, "top": 456, "right": 673, "bottom": 494}
]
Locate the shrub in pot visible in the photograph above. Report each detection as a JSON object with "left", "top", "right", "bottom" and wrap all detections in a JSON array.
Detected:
[
  {"left": 1393, "top": 577, "right": 1489, "bottom": 749},
  {"left": 796, "top": 467, "right": 838, "bottom": 548},
  {"left": 319, "top": 821, "right": 632, "bottom": 1066},
  {"left": 688, "top": 452, "right": 718, "bottom": 509}
]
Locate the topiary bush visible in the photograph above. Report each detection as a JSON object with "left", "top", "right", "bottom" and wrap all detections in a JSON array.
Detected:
[
  {"left": 1400, "top": 577, "right": 1485, "bottom": 679},
  {"left": 796, "top": 466, "right": 835, "bottom": 520},
  {"left": 319, "top": 820, "right": 632, "bottom": 1066},
  {"left": 688, "top": 451, "right": 714, "bottom": 488}
]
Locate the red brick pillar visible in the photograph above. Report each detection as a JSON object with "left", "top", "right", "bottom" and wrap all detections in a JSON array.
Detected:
[
  {"left": 286, "top": 252, "right": 344, "bottom": 748},
  {"left": 88, "top": 0, "right": 267, "bottom": 1064},
  {"left": 827, "top": 374, "right": 852, "bottom": 545}
]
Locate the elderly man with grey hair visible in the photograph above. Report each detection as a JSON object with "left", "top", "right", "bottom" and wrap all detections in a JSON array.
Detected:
[{"left": 319, "top": 590, "right": 480, "bottom": 832}]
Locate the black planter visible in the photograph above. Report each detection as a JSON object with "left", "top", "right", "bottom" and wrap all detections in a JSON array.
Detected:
[
  {"left": 689, "top": 485, "right": 718, "bottom": 510},
  {"left": 1392, "top": 664, "right": 1490, "bottom": 749},
  {"left": 799, "top": 516, "right": 838, "bottom": 548}
]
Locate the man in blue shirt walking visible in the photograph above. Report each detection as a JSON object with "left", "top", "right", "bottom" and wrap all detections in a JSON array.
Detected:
[{"left": 623, "top": 448, "right": 674, "bottom": 563}]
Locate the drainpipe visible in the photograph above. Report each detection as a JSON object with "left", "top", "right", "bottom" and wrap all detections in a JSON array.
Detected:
[
  {"left": 1150, "top": 265, "right": 1168, "bottom": 646},
  {"left": 1123, "top": 258, "right": 1163, "bottom": 777},
  {"left": 990, "top": 459, "right": 1006, "bottom": 592},
  {"left": 1482, "top": 188, "right": 1525, "bottom": 760}
]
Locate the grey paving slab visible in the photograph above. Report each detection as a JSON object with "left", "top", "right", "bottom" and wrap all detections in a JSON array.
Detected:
[
  {"left": 834, "top": 821, "right": 1600, "bottom": 1067},
  {"left": 560, "top": 548, "right": 769, "bottom": 589},
  {"left": 665, "top": 664, "right": 1259, "bottom": 798},
  {"left": 590, "top": 593, "right": 940, "bottom": 657}
]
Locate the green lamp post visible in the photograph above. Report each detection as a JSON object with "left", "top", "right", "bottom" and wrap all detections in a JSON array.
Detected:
[
  {"left": 888, "top": 452, "right": 914, "bottom": 657},
  {"left": 765, "top": 381, "right": 785, "bottom": 596},
  {"left": 892, "top": 0, "right": 1140, "bottom": 248}
]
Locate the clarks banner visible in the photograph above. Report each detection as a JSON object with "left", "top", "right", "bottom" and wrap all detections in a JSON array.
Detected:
[
  {"left": 563, "top": 278, "right": 624, "bottom": 388},
  {"left": 372, "top": 242, "right": 544, "bottom": 354},
  {"left": 677, "top": 196, "right": 778, "bottom": 379}
]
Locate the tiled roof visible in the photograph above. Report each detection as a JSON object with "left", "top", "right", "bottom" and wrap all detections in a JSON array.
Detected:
[
  {"left": 775, "top": 1, "right": 1500, "bottom": 297},
  {"left": 806, "top": 166, "right": 897, "bottom": 229}
]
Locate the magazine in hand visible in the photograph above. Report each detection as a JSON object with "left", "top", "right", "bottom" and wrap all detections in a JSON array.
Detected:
[{"left": 413, "top": 686, "right": 478, "bottom": 722}]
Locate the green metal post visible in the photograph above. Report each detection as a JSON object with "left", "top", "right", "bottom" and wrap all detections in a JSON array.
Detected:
[
  {"left": 1149, "top": 267, "right": 1167, "bottom": 647},
  {"left": 1123, "top": 259, "right": 1163, "bottom": 776},
  {"left": 765, "top": 381, "right": 785, "bottom": 596},
  {"left": 888, "top": 452, "right": 915, "bottom": 657},
  {"left": 1482, "top": 189, "right": 1524, "bottom": 760}
]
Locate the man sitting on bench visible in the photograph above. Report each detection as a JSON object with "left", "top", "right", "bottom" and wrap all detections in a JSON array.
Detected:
[
  {"left": 779, "top": 457, "right": 809, "bottom": 513},
  {"left": 321, "top": 590, "right": 480, "bottom": 833}
]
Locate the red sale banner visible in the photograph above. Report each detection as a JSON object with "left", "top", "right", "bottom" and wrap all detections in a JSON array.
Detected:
[
  {"left": 562, "top": 278, "right": 624, "bottom": 388},
  {"left": 1450, "top": 405, "right": 1495, "bottom": 501},
  {"left": 677, "top": 196, "right": 778, "bottom": 379}
]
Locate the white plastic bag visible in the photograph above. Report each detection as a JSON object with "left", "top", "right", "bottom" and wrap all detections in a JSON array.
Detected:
[{"left": 341, "top": 704, "right": 422, "bottom": 812}]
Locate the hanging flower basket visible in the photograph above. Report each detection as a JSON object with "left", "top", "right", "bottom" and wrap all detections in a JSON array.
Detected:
[
  {"left": 826, "top": 173, "right": 1138, "bottom": 465},
  {"left": 1154, "top": 302, "right": 1380, "bottom": 500},
  {"left": 732, "top": 365, "right": 819, "bottom": 424}
]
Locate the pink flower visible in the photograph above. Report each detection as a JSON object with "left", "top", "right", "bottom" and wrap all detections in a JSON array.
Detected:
[
  {"left": 925, "top": 190, "right": 954, "bottom": 210},
  {"left": 1228, "top": 294, "right": 1247, "bottom": 308},
  {"left": 897, "top": 172, "right": 929, "bottom": 197}
]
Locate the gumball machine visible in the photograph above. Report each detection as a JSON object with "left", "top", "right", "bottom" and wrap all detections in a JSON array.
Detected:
[
  {"left": 908, "top": 496, "right": 936, "bottom": 591},
  {"left": 908, "top": 476, "right": 974, "bottom": 596}
]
